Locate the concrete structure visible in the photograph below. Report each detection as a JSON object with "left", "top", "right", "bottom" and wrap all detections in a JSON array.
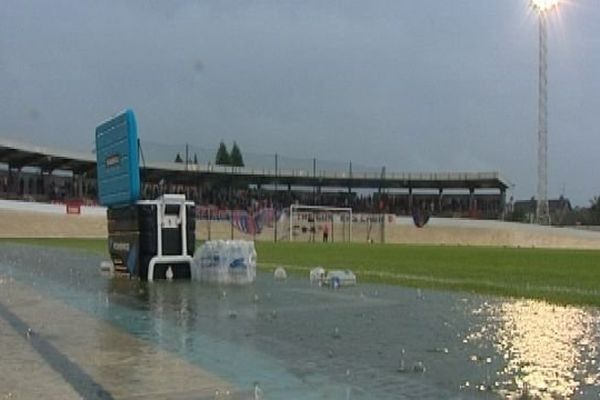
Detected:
[{"left": 0, "top": 137, "right": 510, "bottom": 217}]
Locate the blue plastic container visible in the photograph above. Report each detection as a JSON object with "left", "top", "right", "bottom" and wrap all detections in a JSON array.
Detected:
[{"left": 95, "top": 109, "right": 140, "bottom": 206}]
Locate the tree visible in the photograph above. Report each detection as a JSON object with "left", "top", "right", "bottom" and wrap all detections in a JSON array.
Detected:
[
  {"left": 174, "top": 153, "right": 183, "bottom": 163},
  {"left": 230, "top": 141, "right": 244, "bottom": 167},
  {"left": 507, "top": 207, "right": 526, "bottom": 223},
  {"left": 589, "top": 196, "right": 600, "bottom": 225},
  {"left": 215, "top": 141, "right": 230, "bottom": 166}
]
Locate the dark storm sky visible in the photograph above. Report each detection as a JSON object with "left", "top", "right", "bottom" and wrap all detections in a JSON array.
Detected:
[{"left": 0, "top": 0, "right": 598, "bottom": 204}]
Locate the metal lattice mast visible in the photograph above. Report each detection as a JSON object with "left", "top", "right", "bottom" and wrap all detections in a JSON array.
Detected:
[{"left": 536, "top": 11, "right": 550, "bottom": 224}]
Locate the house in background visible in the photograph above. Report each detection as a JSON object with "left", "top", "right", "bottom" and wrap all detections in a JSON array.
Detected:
[{"left": 513, "top": 196, "right": 572, "bottom": 225}]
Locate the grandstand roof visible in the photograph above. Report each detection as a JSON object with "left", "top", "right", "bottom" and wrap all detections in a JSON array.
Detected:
[
  {"left": 0, "top": 137, "right": 95, "bottom": 174},
  {"left": 0, "top": 137, "right": 510, "bottom": 191}
]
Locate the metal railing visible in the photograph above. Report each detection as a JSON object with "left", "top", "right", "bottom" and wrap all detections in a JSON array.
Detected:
[{"left": 147, "top": 160, "right": 505, "bottom": 185}]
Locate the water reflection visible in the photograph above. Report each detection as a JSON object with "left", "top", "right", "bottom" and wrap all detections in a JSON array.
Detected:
[
  {"left": 469, "top": 300, "right": 600, "bottom": 398},
  {"left": 5, "top": 244, "right": 600, "bottom": 399}
]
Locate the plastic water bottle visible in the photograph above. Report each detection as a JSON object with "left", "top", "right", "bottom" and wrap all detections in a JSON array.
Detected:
[{"left": 253, "top": 382, "right": 263, "bottom": 400}]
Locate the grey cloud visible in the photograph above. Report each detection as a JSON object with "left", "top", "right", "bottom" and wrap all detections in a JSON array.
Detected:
[{"left": 0, "top": 0, "right": 598, "bottom": 205}]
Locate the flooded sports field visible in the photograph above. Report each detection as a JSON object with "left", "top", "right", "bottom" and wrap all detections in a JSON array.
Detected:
[{"left": 1, "top": 243, "right": 599, "bottom": 399}]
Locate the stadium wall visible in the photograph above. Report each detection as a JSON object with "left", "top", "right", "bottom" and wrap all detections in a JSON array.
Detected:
[
  {"left": 0, "top": 199, "right": 106, "bottom": 216},
  {"left": 1, "top": 200, "right": 600, "bottom": 249}
]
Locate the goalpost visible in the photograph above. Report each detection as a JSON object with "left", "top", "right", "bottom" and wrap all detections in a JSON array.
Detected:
[{"left": 289, "top": 204, "right": 352, "bottom": 242}]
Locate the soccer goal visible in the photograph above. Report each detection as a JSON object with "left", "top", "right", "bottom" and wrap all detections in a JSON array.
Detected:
[{"left": 289, "top": 204, "right": 352, "bottom": 242}]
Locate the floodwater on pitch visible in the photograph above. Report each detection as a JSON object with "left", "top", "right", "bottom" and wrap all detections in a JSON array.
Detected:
[{"left": 1, "top": 243, "right": 599, "bottom": 399}]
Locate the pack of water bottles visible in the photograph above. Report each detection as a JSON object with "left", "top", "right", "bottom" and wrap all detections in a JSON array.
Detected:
[
  {"left": 309, "top": 266, "right": 356, "bottom": 288},
  {"left": 192, "top": 240, "right": 257, "bottom": 284}
]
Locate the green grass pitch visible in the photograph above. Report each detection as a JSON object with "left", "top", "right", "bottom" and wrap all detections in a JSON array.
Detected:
[{"left": 3, "top": 238, "right": 600, "bottom": 307}]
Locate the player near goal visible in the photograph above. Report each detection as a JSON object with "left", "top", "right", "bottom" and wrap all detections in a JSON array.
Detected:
[{"left": 288, "top": 204, "right": 352, "bottom": 243}]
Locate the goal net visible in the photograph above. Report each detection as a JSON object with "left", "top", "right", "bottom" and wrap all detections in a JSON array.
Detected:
[{"left": 288, "top": 204, "right": 352, "bottom": 242}]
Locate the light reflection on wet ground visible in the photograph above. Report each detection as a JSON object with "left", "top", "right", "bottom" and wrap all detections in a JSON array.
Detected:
[
  {"left": 466, "top": 300, "right": 600, "bottom": 398},
  {"left": 0, "top": 243, "right": 599, "bottom": 399}
]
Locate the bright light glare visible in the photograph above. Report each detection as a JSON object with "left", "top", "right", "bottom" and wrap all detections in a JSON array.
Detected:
[{"left": 531, "top": 0, "right": 560, "bottom": 11}]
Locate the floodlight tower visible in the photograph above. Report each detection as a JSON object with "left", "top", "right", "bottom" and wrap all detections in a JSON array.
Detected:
[{"left": 531, "top": 0, "right": 558, "bottom": 225}]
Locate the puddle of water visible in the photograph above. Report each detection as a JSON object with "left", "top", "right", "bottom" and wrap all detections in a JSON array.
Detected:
[
  {"left": 1, "top": 243, "right": 599, "bottom": 399},
  {"left": 465, "top": 300, "right": 600, "bottom": 398}
]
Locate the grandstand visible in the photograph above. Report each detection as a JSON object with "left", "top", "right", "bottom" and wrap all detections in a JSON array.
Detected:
[{"left": 0, "top": 137, "right": 509, "bottom": 219}]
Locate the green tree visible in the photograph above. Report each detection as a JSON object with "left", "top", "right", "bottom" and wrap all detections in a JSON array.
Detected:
[
  {"left": 230, "top": 141, "right": 244, "bottom": 167},
  {"left": 215, "top": 141, "right": 230, "bottom": 166},
  {"left": 589, "top": 196, "right": 600, "bottom": 225},
  {"left": 508, "top": 207, "right": 526, "bottom": 223},
  {"left": 174, "top": 153, "right": 183, "bottom": 163}
]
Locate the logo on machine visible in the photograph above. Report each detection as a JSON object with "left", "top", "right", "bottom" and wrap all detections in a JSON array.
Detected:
[
  {"left": 229, "top": 258, "right": 247, "bottom": 269},
  {"left": 112, "top": 241, "right": 130, "bottom": 252},
  {"left": 105, "top": 154, "right": 121, "bottom": 168}
]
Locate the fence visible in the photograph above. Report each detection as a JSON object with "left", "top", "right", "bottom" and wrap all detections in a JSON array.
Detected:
[
  {"left": 194, "top": 206, "right": 389, "bottom": 243},
  {"left": 140, "top": 140, "right": 384, "bottom": 177}
]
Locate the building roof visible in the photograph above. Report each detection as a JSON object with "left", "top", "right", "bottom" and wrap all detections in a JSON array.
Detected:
[
  {"left": 514, "top": 197, "right": 572, "bottom": 213},
  {"left": 0, "top": 137, "right": 511, "bottom": 191}
]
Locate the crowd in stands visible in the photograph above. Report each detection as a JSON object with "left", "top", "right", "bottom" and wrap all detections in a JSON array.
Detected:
[
  {"left": 0, "top": 172, "right": 98, "bottom": 205},
  {"left": 141, "top": 183, "right": 503, "bottom": 219},
  {"left": 0, "top": 171, "right": 502, "bottom": 219}
]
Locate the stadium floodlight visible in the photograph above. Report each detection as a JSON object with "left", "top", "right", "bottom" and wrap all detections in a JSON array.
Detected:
[
  {"left": 531, "top": 0, "right": 559, "bottom": 225},
  {"left": 531, "top": 0, "right": 559, "bottom": 11}
]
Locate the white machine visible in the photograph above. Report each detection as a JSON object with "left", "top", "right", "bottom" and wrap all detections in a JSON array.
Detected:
[{"left": 140, "top": 194, "right": 194, "bottom": 282}]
